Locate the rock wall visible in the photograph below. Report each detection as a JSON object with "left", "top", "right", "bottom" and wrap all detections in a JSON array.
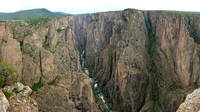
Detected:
[
  {"left": 64, "top": 10, "right": 200, "bottom": 112},
  {"left": 0, "top": 19, "right": 100, "bottom": 112}
]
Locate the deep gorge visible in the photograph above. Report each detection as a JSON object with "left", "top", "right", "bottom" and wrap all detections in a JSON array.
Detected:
[
  {"left": 0, "top": 9, "right": 200, "bottom": 112},
  {"left": 80, "top": 50, "right": 111, "bottom": 112}
]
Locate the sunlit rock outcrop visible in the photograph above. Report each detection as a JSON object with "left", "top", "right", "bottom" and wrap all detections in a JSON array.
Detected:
[{"left": 177, "top": 88, "right": 200, "bottom": 112}]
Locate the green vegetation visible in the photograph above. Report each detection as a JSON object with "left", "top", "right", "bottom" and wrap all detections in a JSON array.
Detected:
[
  {"left": 186, "top": 24, "right": 200, "bottom": 44},
  {"left": 23, "top": 30, "right": 33, "bottom": 37},
  {"left": 154, "top": 10, "right": 200, "bottom": 19},
  {"left": 145, "top": 16, "right": 159, "bottom": 102},
  {"left": 0, "top": 62, "right": 19, "bottom": 87},
  {"left": 167, "top": 82, "right": 182, "bottom": 91},
  {"left": 124, "top": 8, "right": 139, "bottom": 12},
  {"left": 26, "top": 17, "right": 50, "bottom": 26},
  {"left": 32, "top": 78, "right": 44, "bottom": 91},
  {"left": 55, "top": 41, "right": 62, "bottom": 48},
  {"left": 0, "top": 8, "right": 71, "bottom": 21},
  {"left": 43, "top": 35, "right": 50, "bottom": 50},
  {"left": 2, "top": 90, "right": 13, "bottom": 99},
  {"left": 0, "top": 76, "right": 5, "bottom": 87},
  {"left": 87, "top": 64, "right": 95, "bottom": 74},
  {"left": 56, "top": 28, "right": 64, "bottom": 32},
  {"left": 19, "top": 41, "right": 24, "bottom": 51},
  {"left": 91, "top": 13, "right": 99, "bottom": 22},
  {"left": 22, "top": 43, "right": 35, "bottom": 56},
  {"left": 121, "top": 13, "right": 128, "bottom": 22}
]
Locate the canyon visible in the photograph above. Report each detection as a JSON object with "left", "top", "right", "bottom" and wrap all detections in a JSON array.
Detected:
[{"left": 0, "top": 9, "right": 200, "bottom": 112}]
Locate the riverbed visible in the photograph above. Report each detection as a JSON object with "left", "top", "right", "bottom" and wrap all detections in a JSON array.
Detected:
[{"left": 80, "top": 51, "right": 112, "bottom": 112}]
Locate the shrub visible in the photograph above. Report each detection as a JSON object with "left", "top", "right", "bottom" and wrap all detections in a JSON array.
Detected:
[
  {"left": 124, "top": 8, "right": 138, "bottom": 12},
  {"left": 22, "top": 43, "right": 35, "bottom": 55},
  {"left": 87, "top": 64, "right": 94, "bottom": 73},
  {"left": 121, "top": 13, "right": 128, "bottom": 22},
  {"left": 2, "top": 90, "right": 13, "bottom": 99},
  {"left": 32, "top": 78, "right": 44, "bottom": 91},
  {"left": 43, "top": 35, "right": 51, "bottom": 50},
  {"left": 0, "top": 76, "right": 5, "bottom": 87},
  {"left": 0, "top": 62, "right": 19, "bottom": 87},
  {"left": 56, "top": 28, "right": 64, "bottom": 32}
]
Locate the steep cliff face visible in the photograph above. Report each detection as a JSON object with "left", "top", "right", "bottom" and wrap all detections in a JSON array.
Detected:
[
  {"left": 61, "top": 10, "right": 152, "bottom": 112},
  {"left": 66, "top": 10, "right": 200, "bottom": 112},
  {"left": 145, "top": 12, "right": 200, "bottom": 112},
  {"left": 0, "top": 19, "right": 100, "bottom": 112},
  {"left": 90, "top": 11, "right": 149, "bottom": 112},
  {"left": 0, "top": 23, "right": 22, "bottom": 76}
]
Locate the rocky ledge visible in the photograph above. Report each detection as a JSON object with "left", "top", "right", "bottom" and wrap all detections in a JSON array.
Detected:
[
  {"left": 177, "top": 88, "right": 200, "bottom": 112},
  {"left": 0, "top": 82, "right": 38, "bottom": 112}
]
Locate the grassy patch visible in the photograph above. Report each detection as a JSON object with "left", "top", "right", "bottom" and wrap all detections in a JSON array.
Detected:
[
  {"left": 0, "top": 62, "right": 19, "bottom": 87},
  {"left": 32, "top": 78, "right": 44, "bottom": 91}
]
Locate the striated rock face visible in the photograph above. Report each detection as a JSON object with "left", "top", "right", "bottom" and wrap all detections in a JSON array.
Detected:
[
  {"left": 177, "top": 88, "right": 200, "bottom": 112},
  {"left": 145, "top": 12, "right": 200, "bottom": 112},
  {"left": 90, "top": 11, "right": 149, "bottom": 112},
  {"left": 64, "top": 11, "right": 152, "bottom": 112},
  {"left": 64, "top": 10, "right": 200, "bottom": 112},
  {"left": 59, "top": 11, "right": 150, "bottom": 112},
  {"left": 147, "top": 12, "right": 200, "bottom": 87}
]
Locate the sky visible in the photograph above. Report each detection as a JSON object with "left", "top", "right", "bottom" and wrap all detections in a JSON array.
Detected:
[{"left": 0, "top": 0, "right": 200, "bottom": 14}]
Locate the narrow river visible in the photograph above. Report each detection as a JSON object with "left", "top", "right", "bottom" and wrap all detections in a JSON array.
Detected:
[{"left": 80, "top": 50, "right": 112, "bottom": 112}]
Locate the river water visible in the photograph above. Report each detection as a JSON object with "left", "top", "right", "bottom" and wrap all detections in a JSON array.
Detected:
[{"left": 80, "top": 51, "right": 112, "bottom": 112}]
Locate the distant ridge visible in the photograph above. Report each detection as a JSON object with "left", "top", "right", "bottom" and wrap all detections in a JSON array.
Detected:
[{"left": 0, "top": 8, "right": 71, "bottom": 20}]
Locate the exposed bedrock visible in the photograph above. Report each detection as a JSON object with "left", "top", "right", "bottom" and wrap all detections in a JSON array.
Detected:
[
  {"left": 67, "top": 10, "right": 200, "bottom": 112},
  {"left": 0, "top": 18, "right": 100, "bottom": 112}
]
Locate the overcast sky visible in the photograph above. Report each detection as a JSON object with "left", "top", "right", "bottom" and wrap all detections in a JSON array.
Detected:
[{"left": 0, "top": 0, "right": 200, "bottom": 14}]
